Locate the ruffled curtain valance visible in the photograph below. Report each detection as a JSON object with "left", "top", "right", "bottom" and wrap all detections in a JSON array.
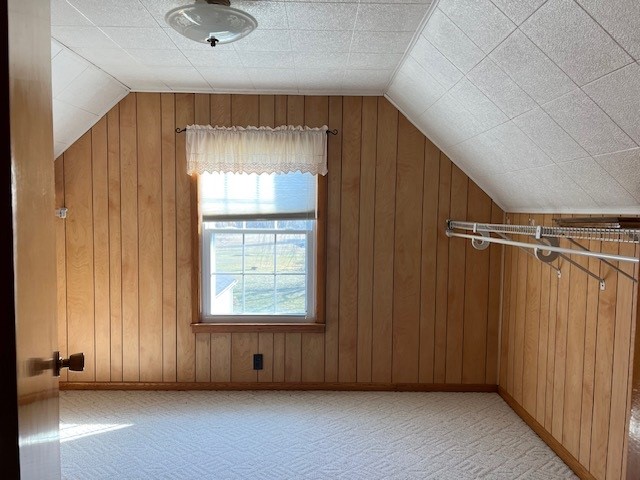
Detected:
[{"left": 186, "top": 124, "right": 328, "bottom": 175}]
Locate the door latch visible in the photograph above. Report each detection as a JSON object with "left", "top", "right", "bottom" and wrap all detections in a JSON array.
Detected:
[
  {"left": 28, "top": 351, "right": 85, "bottom": 377},
  {"left": 53, "top": 351, "right": 85, "bottom": 377}
]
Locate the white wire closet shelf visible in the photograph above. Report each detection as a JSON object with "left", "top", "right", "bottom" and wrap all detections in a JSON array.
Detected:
[{"left": 446, "top": 218, "right": 640, "bottom": 291}]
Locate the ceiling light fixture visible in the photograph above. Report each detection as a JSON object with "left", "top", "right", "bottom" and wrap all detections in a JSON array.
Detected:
[{"left": 165, "top": 0, "right": 257, "bottom": 47}]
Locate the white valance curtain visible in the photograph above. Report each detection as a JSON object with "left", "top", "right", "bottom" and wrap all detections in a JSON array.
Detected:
[{"left": 185, "top": 124, "right": 328, "bottom": 176}]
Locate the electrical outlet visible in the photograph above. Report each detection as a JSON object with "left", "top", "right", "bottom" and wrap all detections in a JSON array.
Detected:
[{"left": 253, "top": 353, "right": 263, "bottom": 370}]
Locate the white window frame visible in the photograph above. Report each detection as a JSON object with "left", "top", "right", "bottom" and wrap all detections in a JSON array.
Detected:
[
  {"left": 197, "top": 169, "right": 324, "bottom": 324},
  {"left": 200, "top": 220, "right": 317, "bottom": 323}
]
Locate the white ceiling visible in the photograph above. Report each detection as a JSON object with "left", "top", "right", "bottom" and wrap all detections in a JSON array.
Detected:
[
  {"left": 51, "top": 38, "right": 129, "bottom": 157},
  {"left": 50, "top": 0, "right": 640, "bottom": 213},
  {"left": 51, "top": 0, "right": 432, "bottom": 95},
  {"left": 386, "top": 0, "right": 640, "bottom": 213}
]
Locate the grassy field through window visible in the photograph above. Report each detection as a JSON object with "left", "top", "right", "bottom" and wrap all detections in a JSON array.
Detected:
[{"left": 210, "top": 228, "right": 309, "bottom": 314}]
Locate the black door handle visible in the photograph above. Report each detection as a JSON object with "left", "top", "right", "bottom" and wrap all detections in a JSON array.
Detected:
[{"left": 54, "top": 351, "right": 85, "bottom": 377}]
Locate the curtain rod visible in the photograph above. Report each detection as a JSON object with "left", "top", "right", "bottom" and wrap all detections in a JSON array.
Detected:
[{"left": 175, "top": 127, "right": 338, "bottom": 135}]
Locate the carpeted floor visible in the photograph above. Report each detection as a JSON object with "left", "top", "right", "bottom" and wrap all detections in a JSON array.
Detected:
[{"left": 60, "top": 391, "right": 577, "bottom": 479}]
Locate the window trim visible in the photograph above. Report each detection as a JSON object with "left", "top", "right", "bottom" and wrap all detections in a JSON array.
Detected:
[{"left": 191, "top": 174, "right": 327, "bottom": 334}]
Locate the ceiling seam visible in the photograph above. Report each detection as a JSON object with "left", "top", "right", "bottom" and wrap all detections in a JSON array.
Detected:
[
  {"left": 480, "top": 29, "right": 637, "bottom": 171},
  {"left": 399, "top": 7, "right": 588, "bottom": 165},
  {"left": 512, "top": 15, "right": 640, "bottom": 158},
  {"left": 589, "top": 153, "right": 640, "bottom": 205},
  {"left": 571, "top": 0, "right": 637, "bottom": 63},
  {"left": 343, "top": 1, "right": 360, "bottom": 94},
  {"left": 382, "top": 0, "right": 441, "bottom": 95},
  {"left": 385, "top": 25, "right": 639, "bottom": 211},
  {"left": 578, "top": 61, "right": 640, "bottom": 146}
]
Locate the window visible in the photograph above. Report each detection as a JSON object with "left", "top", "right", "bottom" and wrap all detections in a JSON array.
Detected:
[
  {"left": 185, "top": 123, "right": 328, "bottom": 330},
  {"left": 199, "top": 171, "right": 322, "bottom": 323}
]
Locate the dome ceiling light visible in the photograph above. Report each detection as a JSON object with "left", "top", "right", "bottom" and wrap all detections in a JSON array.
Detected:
[{"left": 165, "top": 0, "right": 257, "bottom": 47}]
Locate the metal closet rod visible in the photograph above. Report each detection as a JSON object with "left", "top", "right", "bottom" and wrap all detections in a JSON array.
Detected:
[
  {"left": 448, "top": 220, "right": 639, "bottom": 243},
  {"left": 175, "top": 127, "right": 339, "bottom": 135},
  {"left": 444, "top": 230, "right": 639, "bottom": 264}
]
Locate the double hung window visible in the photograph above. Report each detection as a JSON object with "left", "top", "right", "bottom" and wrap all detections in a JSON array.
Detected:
[
  {"left": 200, "top": 171, "right": 318, "bottom": 321},
  {"left": 185, "top": 124, "right": 328, "bottom": 326}
]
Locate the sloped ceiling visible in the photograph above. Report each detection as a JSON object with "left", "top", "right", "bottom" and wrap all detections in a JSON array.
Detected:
[
  {"left": 50, "top": 0, "right": 640, "bottom": 213},
  {"left": 386, "top": 0, "right": 640, "bottom": 213},
  {"left": 51, "top": 38, "right": 129, "bottom": 157}
]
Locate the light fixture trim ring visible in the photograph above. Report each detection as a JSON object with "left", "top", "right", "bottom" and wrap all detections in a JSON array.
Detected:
[{"left": 165, "top": 2, "right": 258, "bottom": 46}]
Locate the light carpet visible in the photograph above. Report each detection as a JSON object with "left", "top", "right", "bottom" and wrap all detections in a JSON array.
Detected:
[{"left": 60, "top": 391, "right": 577, "bottom": 479}]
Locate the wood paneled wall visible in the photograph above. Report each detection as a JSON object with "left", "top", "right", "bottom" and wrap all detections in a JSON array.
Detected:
[
  {"left": 499, "top": 213, "right": 639, "bottom": 480},
  {"left": 55, "top": 92, "right": 503, "bottom": 386}
]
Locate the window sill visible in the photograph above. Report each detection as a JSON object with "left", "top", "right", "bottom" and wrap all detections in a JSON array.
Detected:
[{"left": 191, "top": 322, "right": 325, "bottom": 334}]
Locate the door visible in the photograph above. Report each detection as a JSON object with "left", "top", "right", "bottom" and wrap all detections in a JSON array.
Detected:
[{"left": 8, "top": 0, "right": 61, "bottom": 478}]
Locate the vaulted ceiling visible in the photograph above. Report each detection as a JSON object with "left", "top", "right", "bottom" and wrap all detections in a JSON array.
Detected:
[{"left": 50, "top": 0, "right": 640, "bottom": 213}]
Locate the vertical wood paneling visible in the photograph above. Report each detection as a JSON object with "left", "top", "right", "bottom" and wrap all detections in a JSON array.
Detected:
[
  {"left": 445, "top": 165, "right": 467, "bottom": 383},
  {"left": 58, "top": 93, "right": 506, "bottom": 397},
  {"left": 273, "top": 333, "right": 285, "bottom": 382},
  {"left": 302, "top": 96, "right": 327, "bottom": 383},
  {"left": 523, "top": 214, "right": 542, "bottom": 413},
  {"left": 563, "top": 244, "right": 589, "bottom": 456},
  {"left": 137, "top": 93, "right": 164, "bottom": 382},
  {"left": 539, "top": 216, "right": 554, "bottom": 425},
  {"left": 513, "top": 215, "right": 528, "bottom": 402},
  {"left": 624, "top": 254, "right": 638, "bottom": 480},
  {"left": 258, "top": 333, "right": 274, "bottom": 382},
  {"left": 210, "top": 94, "right": 231, "bottom": 126},
  {"left": 194, "top": 94, "right": 211, "bottom": 383},
  {"left": 64, "top": 132, "right": 95, "bottom": 382},
  {"left": 55, "top": 158, "right": 68, "bottom": 382},
  {"left": 120, "top": 94, "right": 139, "bottom": 382},
  {"left": 195, "top": 93, "right": 210, "bottom": 126},
  {"left": 391, "top": 115, "right": 424, "bottom": 383},
  {"left": 499, "top": 224, "right": 512, "bottom": 388},
  {"left": 107, "top": 106, "right": 123, "bottom": 382},
  {"left": 231, "top": 94, "right": 260, "bottom": 126},
  {"left": 231, "top": 333, "right": 258, "bottom": 382},
  {"left": 259, "top": 95, "right": 275, "bottom": 127},
  {"left": 286, "top": 96, "right": 304, "bottom": 126},
  {"left": 434, "top": 156, "right": 451, "bottom": 383},
  {"left": 500, "top": 214, "right": 638, "bottom": 480},
  {"left": 486, "top": 203, "right": 503, "bottom": 384},
  {"left": 607, "top": 242, "right": 636, "bottom": 480},
  {"left": 462, "top": 183, "right": 491, "bottom": 384},
  {"left": 196, "top": 334, "right": 211, "bottom": 382},
  {"left": 591, "top": 240, "right": 619, "bottom": 479},
  {"left": 552, "top": 234, "right": 571, "bottom": 439},
  {"left": 324, "top": 96, "right": 342, "bottom": 382},
  {"left": 175, "top": 93, "right": 195, "bottom": 381},
  {"left": 536, "top": 237, "right": 551, "bottom": 424},
  {"left": 210, "top": 333, "right": 231, "bottom": 382},
  {"left": 356, "top": 96, "right": 376, "bottom": 383},
  {"left": 338, "top": 96, "right": 361, "bottom": 383},
  {"left": 371, "top": 98, "right": 397, "bottom": 383},
  {"left": 507, "top": 213, "right": 519, "bottom": 395},
  {"left": 275, "top": 96, "right": 287, "bottom": 125},
  {"left": 545, "top": 236, "right": 559, "bottom": 432},
  {"left": 91, "top": 117, "right": 111, "bottom": 382},
  {"left": 285, "top": 333, "right": 302, "bottom": 382},
  {"left": 161, "top": 93, "right": 177, "bottom": 382},
  {"left": 579, "top": 235, "right": 601, "bottom": 465},
  {"left": 419, "top": 139, "right": 440, "bottom": 383},
  {"left": 301, "top": 334, "right": 324, "bottom": 382}
]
